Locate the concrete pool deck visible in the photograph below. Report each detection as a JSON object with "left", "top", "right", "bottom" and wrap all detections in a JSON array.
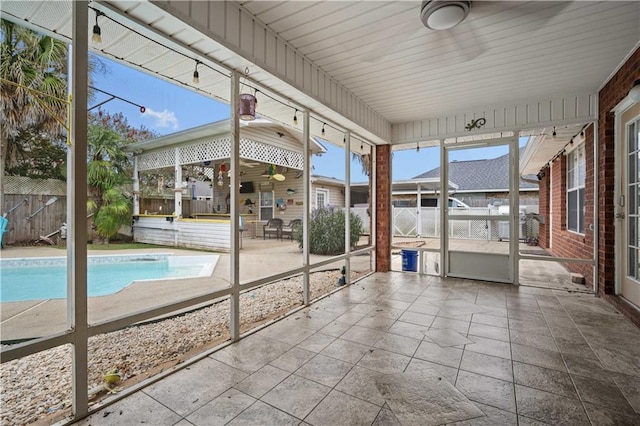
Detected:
[
  {"left": 0, "top": 241, "right": 373, "bottom": 341},
  {"left": 0, "top": 239, "right": 580, "bottom": 341}
]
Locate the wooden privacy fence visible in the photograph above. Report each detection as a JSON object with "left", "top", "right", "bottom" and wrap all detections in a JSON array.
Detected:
[{"left": 3, "top": 177, "right": 67, "bottom": 244}]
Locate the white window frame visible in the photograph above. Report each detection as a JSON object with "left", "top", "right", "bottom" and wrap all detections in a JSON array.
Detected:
[
  {"left": 316, "top": 188, "right": 329, "bottom": 209},
  {"left": 567, "top": 142, "right": 586, "bottom": 234},
  {"left": 259, "top": 190, "right": 274, "bottom": 221}
]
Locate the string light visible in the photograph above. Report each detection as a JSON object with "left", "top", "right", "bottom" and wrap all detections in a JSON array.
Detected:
[
  {"left": 321, "top": 123, "right": 325, "bottom": 136},
  {"left": 92, "top": 10, "right": 105, "bottom": 43},
  {"left": 293, "top": 109, "right": 298, "bottom": 125},
  {"left": 192, "top": 61, "right": 200, "bottom": 84},
  {"left": 552, "top": 126, "right": 557, "bottom": 138},
  {"left": 416, "top": 143, "right": 420, "bottom": 153}
]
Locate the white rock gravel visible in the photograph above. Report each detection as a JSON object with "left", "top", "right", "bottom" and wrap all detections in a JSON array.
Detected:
[{"left": 0, "top": 270, "right": 357, "bottom": 426}]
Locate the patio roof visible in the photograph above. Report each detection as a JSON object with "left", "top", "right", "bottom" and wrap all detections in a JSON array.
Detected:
[{"left": 2, "top": 1, "right": 638, "bottom": 160}]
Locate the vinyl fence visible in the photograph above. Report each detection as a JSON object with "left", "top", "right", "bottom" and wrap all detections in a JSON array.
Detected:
[{"left": 393, "top": 206, "right": 539, "bottom": 240}]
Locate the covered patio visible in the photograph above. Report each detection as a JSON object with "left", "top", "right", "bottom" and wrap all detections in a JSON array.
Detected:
[{"left": 1, "top": 1, "right": 639, "bottom": 425}]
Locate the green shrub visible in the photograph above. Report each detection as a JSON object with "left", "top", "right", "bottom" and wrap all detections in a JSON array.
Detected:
[{"left": 294, "top": 206, "right": 363, "bottom": 255}]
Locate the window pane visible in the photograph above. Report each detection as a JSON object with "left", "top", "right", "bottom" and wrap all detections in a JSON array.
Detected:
[
  {"left": 630, "top": 153, "right": 637, "bottom": 185},
  {"left": 629, "top": 246, "right": 637, "bottom": 277},
  {"left": 629, "top": 122, "right": 637, "bottom": 152},
  {"left": 568, "top": 190, "right": 577, "bottom": 232}
]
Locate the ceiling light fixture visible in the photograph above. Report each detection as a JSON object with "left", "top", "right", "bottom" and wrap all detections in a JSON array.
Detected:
[
  {"left": 92, "top": 10, "right": 105, "bottom": 43},
  {"left": 420, "top": 1, "right": 471, "bottom": 31},
  {"left": 192, "top": 60, "right": 200, "bottom": 84},
  {"left": 238, "top": 92, "right": 257, "bottom": 121},
  {"left": 293, "top": 109, "right": 298, "bottom": 125},
  {"left": 629, "top": 79, "right": 640, "bottom": 103}
]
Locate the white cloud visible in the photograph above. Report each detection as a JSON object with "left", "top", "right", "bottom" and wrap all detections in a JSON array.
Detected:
[{"left": 142, "top": 108, "right": 179, "bottom": 130}]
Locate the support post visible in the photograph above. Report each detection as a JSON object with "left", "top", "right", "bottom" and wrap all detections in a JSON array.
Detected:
[
  {"left": 68, "top": 1, "right": 89, "bottom": 419},
  {"left": 440, "top": 141, "right": 447, "bottom": 278},
  {"left": 344, "top": 132, "right": 351, "bottom": 284},
  {"left": 510, "top": 134, "right": 520, "bottom": 284},
  {"left": 133, "top": 157, "right": 140, "bottom": 215},
  {"left": 230, "top": 71, "right": 240, "bottom": 341},
  {"left": 174, "top": 148, "right": 182, "bottom": 218},
  {"left": 375, "top": 145, "right": 392, "bottom": 271},
  {"left": 302, "top": 110, "right": 310, "bottom": 305}
]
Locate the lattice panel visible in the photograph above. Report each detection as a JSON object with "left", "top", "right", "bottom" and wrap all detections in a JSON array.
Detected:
[
  {"left": 179, "top": 137, "right": 231, "bottom": 165},
  {"left": 240, "top": 138, "right": 304, "bottom": 170},
  {"left": 138, "top": 150, "right": 175, "bottom": 171},
  {"left": 137, "top": 137, "right": 305, "bottom": 170},
  {"left": 3, "top": 176, "right": 67, "bottom": 195}
]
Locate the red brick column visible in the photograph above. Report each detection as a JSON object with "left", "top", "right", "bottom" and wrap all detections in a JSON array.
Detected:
[
  {"left": 597, "top": 47, "right": 640, "bottom": 295},
  {"left": 375, "top": 144, "right": 392, "bottom": 272}
]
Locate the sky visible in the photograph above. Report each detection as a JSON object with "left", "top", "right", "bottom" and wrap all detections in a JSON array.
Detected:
[{"left": 92, "top": 55, "right": 526, "bottom": 183}]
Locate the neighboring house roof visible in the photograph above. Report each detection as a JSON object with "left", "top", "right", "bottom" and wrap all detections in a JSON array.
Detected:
[
  {"left": 413, "top": 150, "right": 538, "bottom": 192},
  {"left": 311, "top": 174, "right": 345, "bottom": 187}
]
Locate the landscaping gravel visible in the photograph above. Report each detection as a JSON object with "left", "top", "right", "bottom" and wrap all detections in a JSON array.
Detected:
[{"left": 0, "top": 270, "right": 350, "bottom": 425}]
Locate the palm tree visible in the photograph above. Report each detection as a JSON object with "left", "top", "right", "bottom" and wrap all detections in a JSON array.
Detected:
[
  {"left": 0, "top": 19, "right": 68, "bottom": 212},
  {"left": 86, "top": 124, "right": 131, "bottom": 243}
]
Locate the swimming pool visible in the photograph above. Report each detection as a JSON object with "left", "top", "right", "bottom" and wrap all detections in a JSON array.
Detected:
[{"left": 0, "top": 254, "right": 218, "bottom": 302}]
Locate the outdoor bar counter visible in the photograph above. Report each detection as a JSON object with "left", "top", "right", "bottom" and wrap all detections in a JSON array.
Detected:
[{"left": 132, "top": 213, "right": 257, "bottom": 251}]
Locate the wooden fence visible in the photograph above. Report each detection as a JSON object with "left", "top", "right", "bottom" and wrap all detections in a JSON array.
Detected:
[{"left": 3, "top": 194, "right": 68, "bottom": 244}]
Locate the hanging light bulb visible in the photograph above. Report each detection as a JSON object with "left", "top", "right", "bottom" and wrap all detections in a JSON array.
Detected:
[
  {"left": 92, "top": 10, "right": 104, "bottom": 43},
  {"left": 552, "top": 126, "right": 557, "bottom": 138},
  {"left": 293, "top": 109, "right": 298, "bottom": 125},
  {"left": 416, "top": 143, "right": 420, "bottom": 153},
  {"left": 321, "top": 123, "right": 326, "bottom": 136},
  {"left": 193, "top": 61, "right": 200, "bottom": 84}
]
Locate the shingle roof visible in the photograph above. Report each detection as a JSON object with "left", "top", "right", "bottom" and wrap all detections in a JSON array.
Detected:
[{"left": 412, "top": 150, "right": 538, "bottom": 191}]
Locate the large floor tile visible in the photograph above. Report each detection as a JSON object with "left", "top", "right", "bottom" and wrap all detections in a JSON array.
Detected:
[
  {"left": 320, "top": 337, "right": 372, "bottom": 364},
  {"left": 387, "top": 320, "right": 429, "bottom": 340},
  {"left": 269, "top": 347, "right": 316, "bottom": 372},
  {"left": 414, "top": 340, "right": 463, "bottom": 369},
  {"left": 464, "top": 335, "right": 511, "bottom": 359},
  {"left": 398, "top": 311, "right": 436, "bottom": 327},
  {"left": 226, "top": 400, "right": 299, "bottom": 426},
  {"left": 304, "top": 389, "right": 381, "bottom": 426},
  {"left": 295, "top": 354, "right": 354, "bottom": 387},
  {"left": 455, "top": 370, "right": 516, "bottom": 413},
  {"left": 572, "top": 375, "right": 636, "bottom": 413},
  {"left": 468, "top": 322, "right": 510, "bottom": 342},
  {"left": 143, "top": 357, "right": 248, "bottom": 417},
  {"left": 335, "top": 366, "right": 387, "bottom": 406},
  {"left": 259, "top": 321, "right": 318, "bottom": 346},
  {"left": 460, "top": 351, "right": 513, "bottom": 382},
  {"left": 233, "top": 364, "right": 290, "bottom": 398},
  {"left": 430, "top": 316, "right": 471, "bottom": 334},
  {"left": 561, "top": 353, "right": 617, "bottom": 384},
  {"left": 261, "top": 374, "right": 331, "bottom": 419},
  {"left": 424, "top": 328, "right": 475, "bottom": 347},
  {"left": 211, "top": 334, "right": 292, "bottom": 373},
  {"left": 471, "top": 313, "right": 509, "bottom": 328},
  {"left": 185, "top": 388, "right": 255, "bottom": 426},
  {"left": 512, "top": 362, "right": 577, "bottom": 399},
  {"left": 376, "top": 369, "right": 484, "bottom": 425},
  {"left": 77, "top": 392, "right": 181, "bottom": 426},
  {"left": 515, "top": 385, "right": 589, "bottom": 425},
  {"left": 510, "top": 343, "right": 566, "bottom": 372},
  {"left": 583, "top": 403, "right": 640, "bottom": 426},
  {"left": 509, "top": 329, "right": 558, "bottom": 352},
  {"left": 340, "top": 324, "right": 387, "bottom": 346},
  {"left": 612, "top": 372, "right": 640, "bottom": 414},
  {"left": 296, "top": 332, "right": 336, "bottom": 353},
  {"left": 405, "top": 358, "right": 459, "bottom": 385},
  {"left": 374, "top": 332, "right": 421, "bottom": 356},
  {"left": 357, "top": 348, "right": 411, "bottom": 374}
]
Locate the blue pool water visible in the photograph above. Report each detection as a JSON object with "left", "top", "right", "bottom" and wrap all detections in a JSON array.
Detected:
[{"left": 1, "top": 257, "right": 208, "bottom": 302}]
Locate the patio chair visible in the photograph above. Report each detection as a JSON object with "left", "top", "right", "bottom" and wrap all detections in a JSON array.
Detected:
[
  {"left": 263, "top": 218, "right": 283, "bottom": 240},
  {"left": 0, "top": 216, "right": 8, "bottom": 249},
  {"left": 281, "top": 219, "right": 302, "bottom": 240}
]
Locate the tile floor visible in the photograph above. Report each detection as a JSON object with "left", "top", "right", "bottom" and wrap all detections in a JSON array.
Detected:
[{"left": 80, "top": 272, "right": 640, "bottom": 425}]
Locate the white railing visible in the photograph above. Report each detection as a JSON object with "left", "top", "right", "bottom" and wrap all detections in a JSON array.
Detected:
[{"left": 393, "top": 206, "right": 539, "bottom": 240}]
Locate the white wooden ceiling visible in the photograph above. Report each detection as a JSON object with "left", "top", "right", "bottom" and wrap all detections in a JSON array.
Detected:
[
  {"left": 2, "top": 0, "right": 639, "bottom": 166},
  {"left": 239, "top": 1, "right": 639, "bottom": 123}
]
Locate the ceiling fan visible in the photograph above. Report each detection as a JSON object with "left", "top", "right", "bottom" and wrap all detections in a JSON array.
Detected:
[
  {"left": 239, "top": 160, "right": 260, "bottom": 168},
  {"left": 362, "top": 1, "right": 569, "bottom": 65}
]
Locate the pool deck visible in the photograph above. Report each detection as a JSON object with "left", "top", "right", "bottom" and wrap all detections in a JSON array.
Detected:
[{"left": 0, "top": 239, "right": 581, "bottom": 342}]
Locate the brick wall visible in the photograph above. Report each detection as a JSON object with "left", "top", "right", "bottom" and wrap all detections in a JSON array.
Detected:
[
  {"left": 597, "top": 47, "right": 640, "bottom": 295},
  {"left": 375, "top": 144, "right": 392, "bottom": 271},
  {"left": 544, "top": 125, "right": 595, "bottom": 286}
]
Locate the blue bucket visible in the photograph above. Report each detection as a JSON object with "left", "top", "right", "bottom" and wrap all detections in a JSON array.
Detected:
[{"left": 401, "top": 250, "right": 418, "bottom": 272}]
